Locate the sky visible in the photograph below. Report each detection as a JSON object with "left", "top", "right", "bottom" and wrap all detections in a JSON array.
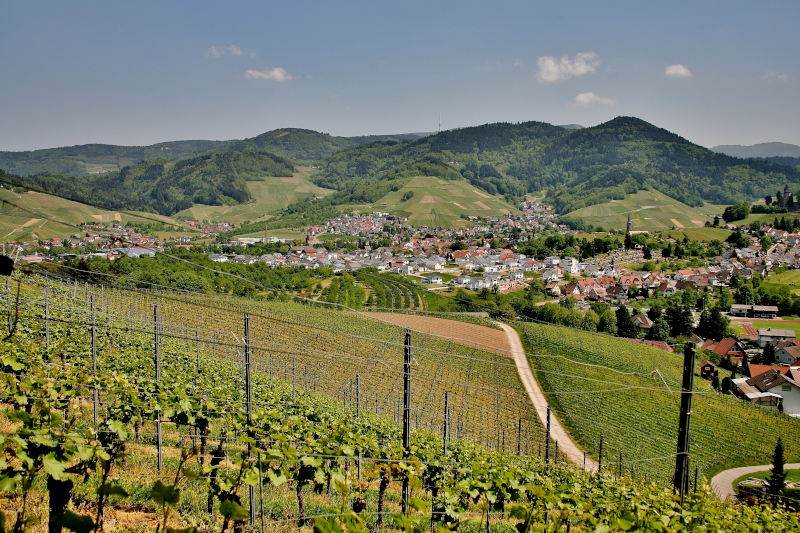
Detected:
[{"left": 1, "top": 1, "right": 798, "bottom": 151}]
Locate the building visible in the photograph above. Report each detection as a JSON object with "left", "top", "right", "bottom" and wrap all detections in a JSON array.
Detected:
[
  {"left": 700, "top": 337, "right": 747, "bottom": 358},
  {"left": 699, "top": 360, "right": 718, "bottom": 381},
  {"left": 758, "top": 328, "right": 797, "bottom": 348},
  {"left": 734, "top": 368, "right": 800, "bottom": 414}
]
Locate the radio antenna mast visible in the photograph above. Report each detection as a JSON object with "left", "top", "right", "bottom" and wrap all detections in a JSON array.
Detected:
[{"left": 438, "top": 114, "right": 441, "bottom": 133}]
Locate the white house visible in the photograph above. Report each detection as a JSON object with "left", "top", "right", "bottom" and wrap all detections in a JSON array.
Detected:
[
  {"left": 734, "top": 368, "right": 800, "bottom": 415},
  {"left": 776, "top": 345, "right": 800, "bottom": 365},
  {"left": 542, "top": 268, "right": 562, "bottom": 282},
  {"left": 758, "top": 328, "right": 797, "bottom": 348},
  {"left": 422, "top": 274, "right": 443, "bottom": 285}
]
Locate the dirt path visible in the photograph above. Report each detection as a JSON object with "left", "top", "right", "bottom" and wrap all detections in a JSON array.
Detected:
[
  {"left": 498, "top": 323, "right": 597, "bottom": 471},
  {"left": 711, "top": 463, "right": 800, "bottom": 501}
]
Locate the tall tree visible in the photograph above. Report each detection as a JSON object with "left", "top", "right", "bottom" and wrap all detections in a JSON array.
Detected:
[
  {"left": 767, "top": 437, "right": 787, "bottom": 500},
  {"left": 615, "top": 306, "right": 638, "bottom": 338},
  {"left": 763, "top": 343, "right": 776, "bottom": 365},
  {"left": 646, "top": 318, "right": 671, "bottom": 342}
]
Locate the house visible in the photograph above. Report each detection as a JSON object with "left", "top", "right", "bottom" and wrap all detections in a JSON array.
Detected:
[
  {"left": 632, "top": 315, "right": 653, "bottom": 335},
  {"left": 544, "top": 281, "right": 561, "bottom": 296},
  {"left": 734, "top": 369, "right": 800, "bottom": 414},
  {"left": 541, "top": 268, "right": 562, "bottom": 282},
  {"left": 453, "top": 275, "right": 473, "bottom": 286},
  {"left": 752, "top": 305, "right": 779, "bottom": 319},
  {"left": 586, "top": 286, "right": 607, "bottom": 301},
  {"left": 562, "top": 284, "right": 581, "bottom": 297},
  {"left": 467, "top": 278, "right": 485, "bottom": 291},
  {"left": 700, "top": 337, "right": 747, "bottom": 358},
  {"left": 758, "top": 328, "right": 797, "bottom": 348},
  {"left": 730, "top": 304, "right": 751, "bottom": 317},
  {"left": 605, "top": 285, "right": 628, "bottom": 300},
  {"left": 699, "top": 360, "right": 718, "bottom": 381},
  {"left": 776, "top": 345, "right": 800, "bottom": 365},
  {"left": 508, "top": 269, "right": 524, "bottom": 281},
  {"left": 422, "top": 274, "right": 443, "bottom": 285},
  {"left": 659, "top": 281, "right": 678, "bottom": 297}
]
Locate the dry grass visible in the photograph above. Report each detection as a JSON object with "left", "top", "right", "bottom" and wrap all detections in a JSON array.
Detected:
[{"left": 362, "top": 313, "right": 511, "bottom": 357}]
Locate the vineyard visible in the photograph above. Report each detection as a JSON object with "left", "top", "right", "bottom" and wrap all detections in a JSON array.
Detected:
[
  {"left": 1, "top": 270, "right": 800, "bottom": 531},
  {"left": 519, "top": 320, "right": 800, "bottom": 484}
]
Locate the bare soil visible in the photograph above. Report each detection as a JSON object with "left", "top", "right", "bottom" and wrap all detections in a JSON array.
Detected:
[{"left": 362, "top": 312, "right": 511, "bottom": 356}]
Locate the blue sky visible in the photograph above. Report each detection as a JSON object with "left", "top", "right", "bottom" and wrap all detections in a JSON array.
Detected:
[{"left": 1, "top": 1, "right": 798, "bottom": 151}]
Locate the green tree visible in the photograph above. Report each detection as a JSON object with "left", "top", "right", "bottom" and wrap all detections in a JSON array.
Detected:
[
  {"left": 647, "top": 304, "right": 663, "bottom": 322},
  {"left": 767, "top": 437, "right": 787, "bottom": 499},
  {"left": 615, "top": 306, "right": 637, "bottom": 338},
  {"left": 646, "top": 318, "right": 671, "bottom": 342},
  {"left": 598, "top": 309, "right": 617, "bottom": 335},
  {"left": 763, "top": 343, "right": 776, "bottom": 365},
  {"left": 718, "top": 288, "right": 732, "bottom": 310},
  {"left": 681, "top": 287, "right": 697, "bottom": 307},
  {"left": 581, "top": 309, "right": 600, "bottom": 332},
  {"left": 695, "top": 308, "right": 729, "bottom": 341},
  {"left": 721, "top": 376, "right": 732, "bottom": 394},
  {"left": 665, "top": 305, "right": 694, "bottom": 337},
  {"left": 711, "top": 370, "right": 720, "bottom": 391}
]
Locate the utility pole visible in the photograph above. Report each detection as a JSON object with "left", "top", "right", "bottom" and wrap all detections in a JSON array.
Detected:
[
  {"left": 245, "top": 314, "right": 255, "bottom": 526},
  {"left": 545, "top": 406, "right": 551, "bottom": 464},
  {"left": 402, "top": 328, "right": 412, "bottom": 516},
  {"left": 674, "top": 343, "right": 696, "bottom": 503},
  {"left": 443, "top": 391, "right": 450, "bottom": 454},
  {"left": 154, "top": 303, "right": 162, "bottom": 471}
]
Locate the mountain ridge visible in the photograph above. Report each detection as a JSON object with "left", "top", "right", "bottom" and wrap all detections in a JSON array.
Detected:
[{"left": 712, "top": 142, "right": 800, "bottom": 159}]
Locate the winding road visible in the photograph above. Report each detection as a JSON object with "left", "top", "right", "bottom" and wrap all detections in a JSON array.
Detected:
[
  {"left": 498, "top": 323, "right": 598, "bottom": 471},
  {"left": 710, "top": 463, "right": 800, "bottom": 501}
]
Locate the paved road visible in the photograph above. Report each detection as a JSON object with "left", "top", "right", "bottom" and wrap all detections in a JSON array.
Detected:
[
  {"left": 498, "top": 322, "right": 598, "bottom": 471},
  {"left": 710, "top": 463, "right": 800, "bottom": 501}
]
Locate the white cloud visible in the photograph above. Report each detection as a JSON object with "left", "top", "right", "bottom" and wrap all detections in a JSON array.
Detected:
[
  {"left": 513, "top": 59, "right": 523, "bottom": 68},
  {"left": 536, "top": 52, "right": 599, "bottom": 83},
  {"left": 665, "top": 64, "right": 693, "bottom": 78},
  {"left": 568, "top": 92, "right": 616, "bottom": 108},
  {"left": 765, "top": 71, "right": 789, "bottom": 81},
  {"left": 244, "top": 67, "right": 292, "bottom": 82},
  {"left": 206, "top": 44, "right": 246, "bottom": 57}
]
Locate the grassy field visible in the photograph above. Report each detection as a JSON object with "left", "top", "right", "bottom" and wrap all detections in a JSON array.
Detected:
[
  {"left": 764, "top": 270, "right": 800, "bottom": 286},
  {"left": 0, "top": 188, "right": 197, "bottom": 242},
  {"left": 175, "top": 167, "right": 332, "bottom": 224},
  {"left": 734, "top": 468, "right": 800, "bottom": 488},
  {"left": 378, "top": 176, "right": 519, "bottom": 228},
  {"left": 660, "top": 227, "right": 732, "bottom": 241},
  {"left": 568, "top": 189, "right": 724, "bottom": 232},
  {"left": 740, "top": 212, "right": 800, "bottom": 227}
]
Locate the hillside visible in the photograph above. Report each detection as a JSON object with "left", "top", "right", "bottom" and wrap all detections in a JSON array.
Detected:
[
  {"left": 0, "top": 139, "right": 228, "bottom": 176},
  {"left": 567, "top": 189, "right": 724, "bottom": 232},
  {"left": 311, "top": 117, "right": 800, "bottom": 213},
  {"left": 378, "top": 175, "right": 519, "bottom": 228},
  {"left": 0, "top": 130, "right": 432, "bottom": 177},
  {"left": 1, "top": 151, "right": 296, "bottom": 217},
  {"left": 0, "top": 188, "right": 194, "bottom": 241},
  {"left": 712, "top": 142, "right": 800, "bottom": 158},
  {"left": 175, "top": 166, "right": 332, "bottom": 224},
  {"left": 217, "top": 128, "right": 430, "bottom": 162}
]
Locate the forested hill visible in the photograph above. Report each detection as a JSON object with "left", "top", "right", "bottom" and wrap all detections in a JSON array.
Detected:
[
  {"left": 215, "top": 128, "right": 430, "bottom": 162},
  {"left": 310, "top": 117, "right": 800, "bottom": 213},
  {"left": 2, "top": 151, "right": 295, "bottom": 216},
  {"left": 0, "top": 140, "right": 229, "bottom": 177},
  {"left": 0, "top": 130, "right": 431, "bottom": 177}
]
